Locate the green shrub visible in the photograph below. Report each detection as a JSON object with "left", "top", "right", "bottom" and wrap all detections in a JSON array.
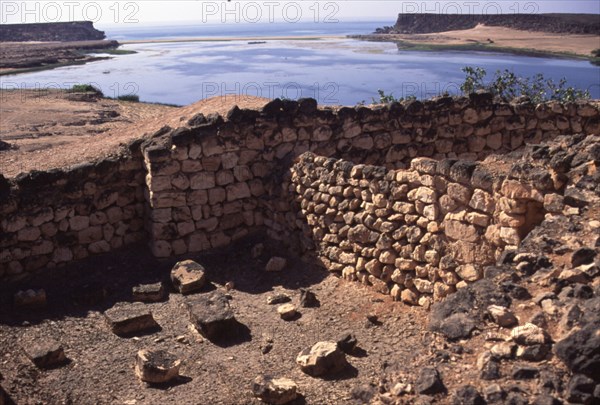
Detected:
[
  {"left": 372, "top": 89, "right": 416, "bottom": 104},
  {"left": 460, "top": 66, "right": 590, "bottom": 103},
  {"left": 69, "top": 84, "right": 103, "bottom": 96},
  {"left": 117, "top": 94, "right": 140, "bottom": 102}
]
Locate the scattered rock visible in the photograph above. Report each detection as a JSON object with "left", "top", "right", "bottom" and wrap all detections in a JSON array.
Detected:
[
  {"left": 132, "top": 282, "right": 165, "bottom": 302},
  {"left": 351, "top": 383, "right": 376, "bottom": 403},
  {"left": 260, "top": 334, "right": 274, "bottom": 354},
  {"left": 14, "top": 289, "right": 47, "bottom": 309},
  {"left": 554, "top": 321, "right": 600, "bottom": 378},
  {"left": 0, "top": 140, "right": 12, "bottom": 151},
  {"left": 265, "top": 257, "right": 287, "bottom": 272},
  {"left": 135, "top": 349, "right": 181, "bottom": 384},
  {"left": 104, "top": 302, "right": 159, "bottom": 336},
  {"left": 437, "top": 313, "right": 477, "bottom": 340},
  {"left": 559, "top": 268, "right": 589, "bottom": 284},
  {"left": 565, "top": 374, "right": 598, "bottom": 404},
  {"left": 506, "top": 391, "right": 530, "bottom": 405},
  {"left": 336, "top": 332, "right": 358, "bottom": 355},
  {"left": 511, "top": 323, "right": 549, "bottom": 345},
  {"left": 224, "top": 281, "right": 235, "bottom": 291},
  {"left": 490, "top": 342, "right": 516, "bottom": 359},
  {"left": 488, "top": 305, "right": 518, "bottom": 327},
  {"left": 483, "top": 383, "right": 505, "bottom": 403},
  {"left": 516, "top": 344, "right": 551, "bottom": 362},
  {"left": 22, "top": 338, "right": 67, "bottom": 369},
  {"left": 478, "top": 352, "right": 501, "bottom": 380},
  {"left": 186, "top": 291, "right": 237, "bottom": 341},
  {"left": 170, "top": 260, "right": 207, "bottom": 294},
  {"left": 277, "top": 303, "right": 297, "bottom": 321},
  {"left": 532, "top": 394, "right": 563, "bottom": 405},
  {"left": 415, "top": 367, "right": 445, "bottom": 395},
  {"left": 266, "top": 294, "right": 291, "bottom": 305},
  {"left": 299, "top": 289, "right": 319, "bottom": 307},
  {"left": 452, "top": 385, "right": 485, "bottom": 405},
  {"left": 296, "top": 341, "right": 348, "bottom": 377},
  {"left": 512, "top": 366, "right": 540, "bottom": 380},
  {"left": 571, "top": 247, "right": 596, "bottom": 267},
  {"left": 252, "top": 375, "right": 298, "bottom": 405},
  {"left": 390, "top": 382, "right": 412, "bottom": 396}
]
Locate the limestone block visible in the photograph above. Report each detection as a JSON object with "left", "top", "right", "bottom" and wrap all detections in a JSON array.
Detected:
[
  {"left": 17, "top": 226, "right": 41, "bottom": 242},
  {"left": 182, "top": 159, "right": 203, "bottom": 173},
  {"left": 226, "top": 182, "right": 251, "bottom": 201},
  {"left": 447, "top": 183, "right": 472, "bottom": 205},
  {"left": 469, "top": 189, "right": 495, "bottom": 213},
  {"left": 456, "top": 264, "right": 482, "bottom": 282},
  {"left": 190, "top": 172, "right": 216, "bottom": 190},
  {"left": 444, "top": 220, "right": 479, "bottom": 243}
]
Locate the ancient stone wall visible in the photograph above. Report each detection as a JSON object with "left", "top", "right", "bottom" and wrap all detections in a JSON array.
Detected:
[
  {"left": 141, "top": 96, "right": 599, "bottom": 261},
  {"left": 279, "top": 152, "right": 551, "bottom": 307},
  {"left": 0, "top": 144, "right": 146, "bottom": 281},
  {"left": 1, "top": 95, "right": 599, "bottom": 287}
]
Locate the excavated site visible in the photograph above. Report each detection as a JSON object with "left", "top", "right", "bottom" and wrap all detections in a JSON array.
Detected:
[{"left": 0, "top": 92, "right": 599, "bottom": 405}]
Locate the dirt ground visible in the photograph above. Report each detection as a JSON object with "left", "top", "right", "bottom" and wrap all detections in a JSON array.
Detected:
[
  {"left": 0, "top": 41, "right": 119, "bottom": 75},
  {"left": 380, "top": 25, "right": 600, "bottom": 57},
  {"left": 0, "top": 236, "right": 440, "bottom": 405},
  {"left": 0, "top": 90, "right": 269, "bottom": 178}
]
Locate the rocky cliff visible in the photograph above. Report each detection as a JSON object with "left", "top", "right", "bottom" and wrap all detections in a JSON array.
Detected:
[
  {"left": 0, "top": 21, "right": 105, "bottom": 42},
  {"left": 378, "top": 13, "right": 600, "bottom": 35}
]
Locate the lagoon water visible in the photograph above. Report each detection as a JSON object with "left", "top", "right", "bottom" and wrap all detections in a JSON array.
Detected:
[{"left": 1, "top": 21, "right": 599, "bottom": 106}]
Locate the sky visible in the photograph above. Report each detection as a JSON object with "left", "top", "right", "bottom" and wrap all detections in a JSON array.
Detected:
[{"left": 1, "top": 1, "right": 599, "bottom": 27}]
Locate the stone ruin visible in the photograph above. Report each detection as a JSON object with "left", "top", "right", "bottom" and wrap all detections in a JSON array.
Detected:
[{"left": 1, "top": 94, "right": 599, "bottom": 307}]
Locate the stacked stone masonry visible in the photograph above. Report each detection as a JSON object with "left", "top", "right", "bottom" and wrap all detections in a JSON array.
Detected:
[
  {"left": 1, "top": 95, "right": 599, "bottom": 306},
  {"left": 0, "top": 144, "right": 146, "bottom": 281}
]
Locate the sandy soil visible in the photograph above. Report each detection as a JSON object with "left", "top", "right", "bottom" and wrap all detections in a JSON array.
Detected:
[
  {"left": 0, "top": 90, "right": 270, "bottom": 178},
  {"left": 0, "top": 238, "right": 438, "bottom": 405},
  {"left": 0, "top": 40, "right": 118, "bottom": 75},
  {"left": 380, "top": 25, "right": 600, "bottom": 57}
]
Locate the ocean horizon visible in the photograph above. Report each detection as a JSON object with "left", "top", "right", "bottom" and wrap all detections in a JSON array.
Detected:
[{"left": 1, "top": 20, "right": 599, "bottom": 106}]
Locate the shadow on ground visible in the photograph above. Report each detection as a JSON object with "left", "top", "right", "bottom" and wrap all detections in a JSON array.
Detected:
[{"left": 0, "top": 232, "right": 328, "bottom": 326}]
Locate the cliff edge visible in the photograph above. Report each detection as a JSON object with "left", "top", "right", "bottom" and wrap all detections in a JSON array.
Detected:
[
  {"left": 377, "top": 13, "right": 600, "bottom": 35},
  {"left": 0, "top": 21, "right": 105, "bottom": 42}
]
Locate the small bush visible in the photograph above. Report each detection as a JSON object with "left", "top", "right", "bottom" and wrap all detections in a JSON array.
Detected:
[
  {"left": 117, "top": 94, "right": 139, "bottom": 102},
  {"left": 372, "top": 89, "right": 416, "bottom": 104},
  {"left": 460, "top": 66, "right": 590, "bottom": 103},
  {"left": 69, "top": 84, "right": 103, "bottom": 96}
]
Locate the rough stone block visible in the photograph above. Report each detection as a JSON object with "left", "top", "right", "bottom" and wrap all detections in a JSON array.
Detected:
[
  {"left": 186, "top": 291, "right": 237, "bottom": 341},
  {"left": 170, "top": 260, "right": 207, "bottom": 294},
  {"left": 135, "top": 349, "right": 181, "bottom": 384},
  {"left": 132, "top": 282, "right": 165, "bottom": 302},
  {"left": 252, "top": 375, "right": 298, "bottom": 405},
  {"left": 22, "top": 338, "right": 67, "bottom": 369},
  {"left": 104, "top": 302, "right": 159, "bottom": 336}
]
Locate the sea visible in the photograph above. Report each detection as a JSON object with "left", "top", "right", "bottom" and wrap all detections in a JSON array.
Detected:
[{"left": 1, "top": 20, "right": 599, "bottom": 106}]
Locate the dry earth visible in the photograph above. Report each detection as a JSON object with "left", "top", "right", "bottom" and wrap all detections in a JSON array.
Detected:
[
  {"left": 372, "top": 25, "right": 600, "bottom": 57},
  {"left": 0, "top": 237, "right": 437, "bottom": 405},
  {"left": 0, "top": 90, "right": 269, "bottom": 178}
]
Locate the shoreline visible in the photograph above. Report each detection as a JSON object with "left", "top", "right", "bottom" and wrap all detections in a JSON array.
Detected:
[
  {"left": 350, "top": 25, "right": 600, "bottom": 63},
  {"left": 349, "top": 35, "right": 596, "bottom": 62},
  {"left": 119, "top": 34, "right": 346, "bottom": 44}
]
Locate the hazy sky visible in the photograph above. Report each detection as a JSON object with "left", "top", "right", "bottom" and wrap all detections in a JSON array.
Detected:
[{"left": 1, "top": 1, "right": 599, "bottom": 26}]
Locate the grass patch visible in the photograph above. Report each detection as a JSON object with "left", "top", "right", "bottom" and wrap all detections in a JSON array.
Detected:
[
  {"left": 69, "top": 84, "right": 103, "bottom": 96},
  {"left": 85, "top": 48, "right": 137, "bottom": 55},
  {"left": 116, "top": 94, "right": 139, "bottom": 102}
]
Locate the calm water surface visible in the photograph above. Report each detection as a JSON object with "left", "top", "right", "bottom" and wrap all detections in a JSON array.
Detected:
[{"left": 2, "top": 23, "right": 598, "bottom": 106}]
